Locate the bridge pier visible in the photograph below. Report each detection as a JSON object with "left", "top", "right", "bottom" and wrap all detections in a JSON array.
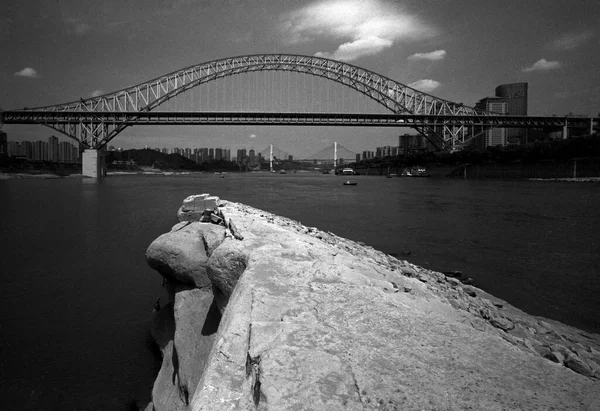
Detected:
[{"left": 82, "top": 149, "right": 106, "bottom": 178}]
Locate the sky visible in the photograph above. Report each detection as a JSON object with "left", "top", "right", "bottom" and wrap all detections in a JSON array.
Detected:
[{"left": 2, "top": 0, "right": 599, "bottom": 158}]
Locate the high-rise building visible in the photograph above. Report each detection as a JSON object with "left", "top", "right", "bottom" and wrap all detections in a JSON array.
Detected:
[
  {"left": 495, "top": 83, "right": 527, "bottom": 115},
  {"left": 7, "top": 141, "right": 18, "bottom": 157},
  {"left": 59, "top": 141, "right": 78, "bottom": 163},
  {"left": 362, "top": 151, "right": 375, "bottom": 160},
  {"left": 495, "top": 83, "right": 528, "bottom": 144},
  {"left": 475, "top": 97, "right": 508, "bottom": 147},
  {"left": 236, "top": 149, "right": 247, "bottom": 163},
  {"left": 48, "top": 136, "right": 59, "bottom": 162},
  {"left": 32, "top": 141, "right": 42, "bottom": 161},
  {"left": 376, "top": 146, "right": 399, "bottom": 158},
  {"left": 23, "top": 141, "right": 33, "bottom": 159},
  {"left": 0, "top": 131, "right": 7, "bottom": 155},
  {"left": 398, "top": 133, "right": 425, "bottom": 153},
  {"left": 33, "top": 140, "right": 49, "bottom": 161}
]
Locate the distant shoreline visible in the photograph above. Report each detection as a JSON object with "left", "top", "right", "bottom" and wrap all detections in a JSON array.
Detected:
[
  {"left": 0, "top": 172, "right": 81, "bottom": 179},
  {"left": 3, "top": 169, "right": 599, "bottom": 181},
  {"left": 528, "top": 177, "right": 600, "bottom": 182}
]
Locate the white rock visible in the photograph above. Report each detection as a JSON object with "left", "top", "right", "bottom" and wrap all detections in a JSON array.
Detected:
[
  {"left": 182, "top": 194, "right": 211, "bottom": 212},
  {"left": 204, "top": 196, "right": 220, "bottom": 210}
]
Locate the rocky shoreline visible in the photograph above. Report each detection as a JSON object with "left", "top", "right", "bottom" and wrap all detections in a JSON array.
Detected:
[{"left": 143, "top": 194, "right": 600, "bottom": 410}]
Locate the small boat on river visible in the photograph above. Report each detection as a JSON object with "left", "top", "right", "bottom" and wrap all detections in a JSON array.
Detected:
[
  {"left": 402, "top": 167, "right": 429, "bottom": 177},
  {"left": 343, "top": 180, "right": 357, "bottom": 186}
]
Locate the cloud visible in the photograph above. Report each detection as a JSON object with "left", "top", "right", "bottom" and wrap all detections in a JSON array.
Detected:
[
  {"left": 408, "top": 79, "right": 440, "bottom": 93},
  {"left": 14, "top": 67, "right": 39, "bottom": 78},
  {"left": 65, "top": 17, "right": 92, "bottom": 35},
  {"left": 279, "top": 0, "right": 434, "bottom": 61},
  {"left": 548, "top": 30, "right": 593, "bottom": 51},
  {"left": 315, "top": 36, "right": 393, "bottom": 61},
  {"left": 407, "top": 50, "right": 446, "bottom": 61},
  {"left": 522, "top": 58, "right": 561, "bottom": 72},
  {"left": 91, "top": 90, "right": 104, "bottom": 97}
]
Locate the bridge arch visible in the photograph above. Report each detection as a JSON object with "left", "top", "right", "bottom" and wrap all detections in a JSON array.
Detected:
[{"left": 26, "top": 54, "right": 482, "bottom": 148}]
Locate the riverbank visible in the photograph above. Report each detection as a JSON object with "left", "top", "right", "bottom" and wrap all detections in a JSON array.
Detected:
[
  {"left": 0, "top": 172, "right": 82, "bottom": 179},
  {"left": 0, "top": 170, "right": 206, "bottom": 179},
  {"left": 144, "top": 195, "right": 600, "bottom": 410},
  {"left": 529, "top": 177, "right": 600, "bottom": 182}
]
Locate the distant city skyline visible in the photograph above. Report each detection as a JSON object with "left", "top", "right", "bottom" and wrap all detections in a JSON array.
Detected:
[
  {"left": 4, "top": 136, "right": 80, "bottom": 163},
  {"left": 3, "top": 0, "right": 599, "bottom": 155}
]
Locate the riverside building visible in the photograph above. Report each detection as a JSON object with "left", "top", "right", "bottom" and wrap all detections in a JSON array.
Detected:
[
  {"left": 0, "top": 131, "right": 7, "bottom": 155},
  {"left": 475, "top": 97, "right": 508, "bottom": 147},
  {"left": 398, "top": 133, "right": 427, "bottom": 153},
  {"left": 5, "top": 137, "right": 79, "bottom": 162},
  {"left": 495, "top": 83, "right": 528, "bottom": 144}
]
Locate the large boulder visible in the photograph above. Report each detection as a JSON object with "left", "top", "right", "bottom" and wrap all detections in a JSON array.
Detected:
[
  {"left": 150, "top": 302, "right": 174, "bottom": 355},
  {"left": 172, "top": 288, "right": 220, "bottom": 405},
  {"left": 146, "top": 222, "right": 226, "bottom": 288},
  {"left": 149, "top": 282, "right": 223, "bottom": 411},
  {"left": 151, "top": 340, "right": 186, "bottom": 411},
  {"left": 206, "top": 239, "right": 248, "bottom": 311}
]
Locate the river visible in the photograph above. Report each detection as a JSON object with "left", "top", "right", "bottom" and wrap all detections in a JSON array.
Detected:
[{"left": 0, "top": 172, "right": 598, "bottom": 410}]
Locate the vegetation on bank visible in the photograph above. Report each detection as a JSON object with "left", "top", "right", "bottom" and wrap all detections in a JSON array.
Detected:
[
  {"left": 106, "top": 149, "right": 238, "bottom": 171},
  {"left": 0, "top": 155, "right": 82, "bottom": 175},
  {"left": 107, "top": 149, "right": 311, "bottom": 172},
  {"left": 352, "top": 134, "right": 600, "bottom": 169}
]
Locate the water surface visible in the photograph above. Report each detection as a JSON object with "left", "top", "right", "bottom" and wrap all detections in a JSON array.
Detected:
[{"left": 1, "top": 173, "right": 598, "bottom": 410}]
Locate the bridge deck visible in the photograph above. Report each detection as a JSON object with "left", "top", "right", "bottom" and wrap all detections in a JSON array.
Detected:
[{"left": 2, "top": 110, "right": 597, "bottom": 129}]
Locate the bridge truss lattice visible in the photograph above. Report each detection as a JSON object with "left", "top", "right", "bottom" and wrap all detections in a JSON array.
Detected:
[{"left": 2, "top": 54, "right": 596, "bottom": 150}]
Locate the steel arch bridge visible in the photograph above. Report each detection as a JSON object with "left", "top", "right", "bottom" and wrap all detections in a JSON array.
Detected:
[{"left": 2, "top": 53, "right": 597, "bottom": 150}]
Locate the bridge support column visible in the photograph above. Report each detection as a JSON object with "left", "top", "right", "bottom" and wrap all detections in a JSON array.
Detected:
[
  {"left": 562, "top": 124, "right": 569, "bottom": 140},
  {"left": 82, "top": 149, "right": 106, "bottom": 178}
]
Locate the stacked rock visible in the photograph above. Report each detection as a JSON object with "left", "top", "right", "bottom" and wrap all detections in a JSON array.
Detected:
[
  {"left": 175, "top": 193, "right": 242, "bottom": 240},
  {"left": 177, "top": 194, "right": 221, "bottom": 223}
]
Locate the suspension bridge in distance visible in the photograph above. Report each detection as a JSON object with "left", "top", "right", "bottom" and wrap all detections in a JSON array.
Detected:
[
  {"left": 2, "top": 53, "right": 598, "bottom": 178},
  {"left": 248, "top": 143, "right": 355, "bottom": 172}
]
